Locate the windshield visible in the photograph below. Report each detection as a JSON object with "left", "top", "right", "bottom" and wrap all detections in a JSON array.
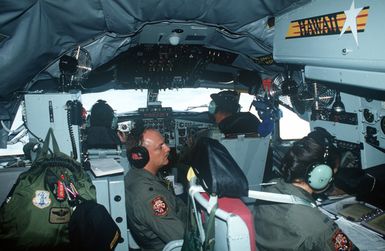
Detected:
[
  {"left": 81, "top": 88, "right": 256, "bottom": 113},
  {"left": 0, "top": 88, "right": 256, "bottom": 157},
  {"left": 1, "top": 88, "right": 309, "bottom": 157}
]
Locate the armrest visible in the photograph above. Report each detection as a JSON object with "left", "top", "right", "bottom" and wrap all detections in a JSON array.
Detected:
[{"left": 162, "top": 239, "right": 184, "bottom": 251}]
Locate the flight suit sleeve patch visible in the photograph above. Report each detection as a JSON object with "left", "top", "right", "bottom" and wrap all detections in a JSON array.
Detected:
[
  {"left": 151, "top": 196, "right": 168, "bottom": 216},
  {"left": 332, "top": 229, "right": 352, "bottom": 251}
]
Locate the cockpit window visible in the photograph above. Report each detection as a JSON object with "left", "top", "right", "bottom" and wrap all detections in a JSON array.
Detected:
[
  {"left": 81, "top": 88, "right": 257, "bottom": 113},
  {"left": 1, "top": 88, "right": 304, "bottom": 157},
  {"left": 279, "top": 105, "right": 310, "bottom": 140}
]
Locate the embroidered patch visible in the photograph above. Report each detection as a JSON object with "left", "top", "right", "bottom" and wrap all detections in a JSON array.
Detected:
[
  {"left": 151, "top": 196, "right": 168, "bottom": 216},
  {"left": 332, "top": 229, "right": 352, "bottom": 251},
  {"left": 32, "top": 190, "right": 51, "bottom": 209},
  {"left": 49, "top": 207, "right": 71, "bottom": 224}
]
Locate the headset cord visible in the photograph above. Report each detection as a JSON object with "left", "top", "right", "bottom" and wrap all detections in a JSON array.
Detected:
[{"left": 66, "top": 101, "right": 78, "bottom": 160}]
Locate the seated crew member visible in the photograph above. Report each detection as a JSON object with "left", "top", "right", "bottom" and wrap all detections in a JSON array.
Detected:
[
  {"left": 179, "top": 91, "right": 262, "bottom": 182},
  {"left": 125, "top": 128, "right": 187, "bottom": 251},
  {"left": 83, "top": 99, "right": 121, "bottom": 149},
  {"left": 208, "top": 90, "right": 261, "bottom": 135},
  {"left": 308, "top": 128, "right": 385, "bottom": 209},
  {"left": 253, "top": 135, "right": 356, "bottom": 251}
]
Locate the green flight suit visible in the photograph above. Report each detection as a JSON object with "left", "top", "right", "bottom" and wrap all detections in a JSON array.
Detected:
[
  {"left": 125, "top": 167, "right": 187, "bottom": 251},
  {"left": 253, "top": 179, "right": 354, "bottom": 251}
]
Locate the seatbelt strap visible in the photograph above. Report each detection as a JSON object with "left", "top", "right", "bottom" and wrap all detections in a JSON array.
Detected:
[{"left": 248, "top": 190, "right": 316, "bottom": 208}]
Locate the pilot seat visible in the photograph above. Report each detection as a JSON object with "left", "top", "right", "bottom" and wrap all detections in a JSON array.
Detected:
[{"left": 165, "top": 137, "right": 256, "bottom": 251}]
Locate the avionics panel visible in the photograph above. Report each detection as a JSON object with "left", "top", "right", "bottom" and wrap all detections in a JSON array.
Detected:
[
  {"left": 138, "top": 106, "right": 175, "bottom": 147},
  {"left": 135, "top": 107, "right": 213, "bottom": 152},
  {"left": 174, "top": 119, "right": 213, "bottom": 153},
  {"left": 358, "top": 98, "right": 385, "bottom": 168},
  {"left": 311, "top": 93, "right": 385, "bottom": 169}
]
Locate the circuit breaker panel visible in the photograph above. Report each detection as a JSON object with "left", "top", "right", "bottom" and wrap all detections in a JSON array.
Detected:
[{"left": 24, "top": 92, "right": 82, "bottom": 161}]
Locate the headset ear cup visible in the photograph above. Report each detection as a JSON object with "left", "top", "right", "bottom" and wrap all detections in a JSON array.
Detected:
[
  {"left": 128, "top": 146, "right": 149, "bottom": 169},
  {"left": 307, "top": 163, "right": 333, "bottom": 190},
  {"left": 86, "top": 115, "right": 91, "bottom": 128},
  {"left": 208, "top": 100, "right": 216, "bottom": 114},
  {"left": 111, "top": 115, "right": 118, "bottom": 130}
]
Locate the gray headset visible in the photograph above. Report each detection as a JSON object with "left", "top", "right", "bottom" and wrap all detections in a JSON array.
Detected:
[{"left": 305, "top": 143, "right": 333, "bottom": 191}]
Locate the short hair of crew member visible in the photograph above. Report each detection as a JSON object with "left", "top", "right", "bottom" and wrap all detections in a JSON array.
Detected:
[
  {"left": 282, "top": 136, "right": 335, "bottom": 193},
  {"left": 130, "top": 128, "right": 171, "bottom": 174}
]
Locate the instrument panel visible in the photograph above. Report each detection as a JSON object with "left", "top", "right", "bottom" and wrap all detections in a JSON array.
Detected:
[
  {"left": 174, "top": 119, "right": 213, "bottom": 153},
  {"left": 118, "top": 107, "right": 213, "bottom": 154}
]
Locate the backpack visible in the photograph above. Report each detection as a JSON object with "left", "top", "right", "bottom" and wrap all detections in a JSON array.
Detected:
[{"left": 0, "top": 128, "right": 96, "bottom": 250}]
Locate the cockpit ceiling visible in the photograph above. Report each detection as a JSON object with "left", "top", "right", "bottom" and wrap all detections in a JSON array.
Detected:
[{"left": 0, "top": 0, "right": 311, "bottom": 101}]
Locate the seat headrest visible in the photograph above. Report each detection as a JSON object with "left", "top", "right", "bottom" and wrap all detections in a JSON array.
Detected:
[{"left": 191, "top": 137, "right": 249, "bottom": 198}]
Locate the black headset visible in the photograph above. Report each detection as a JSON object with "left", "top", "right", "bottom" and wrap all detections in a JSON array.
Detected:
[
  {"left": 127, "top": 130, "right": 149, "bottom": 169},
  {"left": 128, "top": 145, "right": 149, "bottom": 169}
]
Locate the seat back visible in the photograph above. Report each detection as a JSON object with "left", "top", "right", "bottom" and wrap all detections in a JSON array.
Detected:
[
  {"left": 189, "top": 186, "right": 256, "bottom": 251},
  {"left": 189, "top": 137, "right": 256, "bottom": 251},
  {"left": 84, "top": 126, "right": 121, "bottom": 150},
  {"left": 220, "top": 135, "right": 270, "bottom": 191}
]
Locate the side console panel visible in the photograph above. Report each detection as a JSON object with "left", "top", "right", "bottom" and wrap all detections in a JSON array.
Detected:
[{"left": 311, "top": 92, "right": 385, "bottom": 169}]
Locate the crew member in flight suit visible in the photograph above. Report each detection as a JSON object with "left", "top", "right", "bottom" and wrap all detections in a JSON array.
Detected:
[
  {"left": 209, "top": 90, "right": 261, "bottom": 135},
  {"left": 125, "top": 128, "right": 187, "bottom": 251},
  {"left": 253, "top": 135, "right": 356, "bottom": 251},
  {"left": 179, "top": 90, "right": 263, "bottom": 182}
]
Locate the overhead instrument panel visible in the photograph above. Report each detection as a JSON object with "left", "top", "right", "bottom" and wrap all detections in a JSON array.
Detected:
[{"left": 115, "top": 44, "right": 238, "bottom": 90}]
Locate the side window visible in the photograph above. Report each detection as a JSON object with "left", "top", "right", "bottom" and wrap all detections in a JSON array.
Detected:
[{"left": 279, "top": 105, "right": 310, "bottom": 140}]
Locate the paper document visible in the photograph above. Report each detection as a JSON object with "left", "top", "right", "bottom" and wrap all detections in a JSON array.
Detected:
[{"left": 89, "top": 158, "right": 124, "bottom": 177}]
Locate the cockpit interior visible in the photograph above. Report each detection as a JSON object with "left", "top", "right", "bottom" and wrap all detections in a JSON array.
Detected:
[{"left": 1, "top": 0, "right": 385, "bottom": 250}]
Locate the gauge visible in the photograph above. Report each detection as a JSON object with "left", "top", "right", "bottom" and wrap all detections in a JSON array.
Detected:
[{"left": 363, "top": 109, "right": 374, "bottom": 123}]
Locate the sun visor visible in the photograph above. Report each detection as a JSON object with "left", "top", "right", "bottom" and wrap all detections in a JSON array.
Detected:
[{"left": 191, "top": 137, "right": 249, "bottom": 198}]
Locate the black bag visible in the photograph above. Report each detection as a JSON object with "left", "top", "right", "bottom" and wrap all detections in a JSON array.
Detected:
[
  {"left": 190, "top": 137, "right": 249, "bottom": 197},
  {"left": 0, "top": 128, "right": 96, "bottom": 250},
  {"left": 69, "top": 201, "right": 121, "bottom": 251}
]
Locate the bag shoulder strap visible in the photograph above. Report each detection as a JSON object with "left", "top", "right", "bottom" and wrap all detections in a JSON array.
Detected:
[
  {"left": 203, "top": 202, "right": 217, "bottom": 251},
  {"left": 36, "top": 128, "right": 61, "bottom": 160},
  {"left": 43, "top": 128, "right": 60, "bottom": 154}
]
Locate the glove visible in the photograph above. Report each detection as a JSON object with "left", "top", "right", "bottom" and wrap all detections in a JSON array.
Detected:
[{"left": 334, "top": 168, "right": 376, "bottom": 195}]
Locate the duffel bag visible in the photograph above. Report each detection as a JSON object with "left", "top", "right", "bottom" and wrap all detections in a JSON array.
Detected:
[{"left": 0, "top": 128, "right": 96, "bottom": 250}]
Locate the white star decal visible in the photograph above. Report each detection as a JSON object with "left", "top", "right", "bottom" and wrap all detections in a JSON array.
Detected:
[{"left": 340, "top": 0, "right": 363, "bottom": 46}]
